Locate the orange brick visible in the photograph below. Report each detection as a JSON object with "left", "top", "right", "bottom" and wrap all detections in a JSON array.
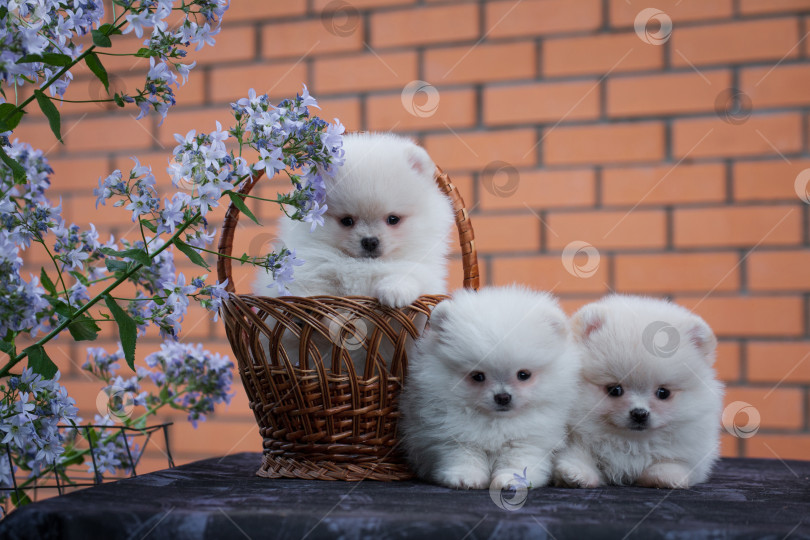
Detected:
[
  {"left": 13, "top": 119, "right": 70, "bottom": 156},
  {"left": 423, "top": 129, "right": 537, "bottom": 171},
  {"left": 366, "top": 88, "right": 476, "bottom": 132},
  {"left": 313, "top": 52, "right": 418, "bottom": 94},
  {"left": 48, "top": 156, "right": 114, "bottom": 193},
  {"left": 479, "top": 168, "right": 596, "bottom": 211},
  {"left": 740, "top": 64, "right": 810, "bottom": 109},
  {"left": 185, "top": 25, "right": 256, "bottom": 65},
  {"left": 543, "top": 33, "right": 663, "bottom": 78},
  {"left": 486, "top": 0, "right": 602, "bottom": 38},
  {"left": 671, "top": 114, "right": 802, "bottom": 160},
  {"left": 673, "top": 205, "right": 802, "bottom": 248},
  {"left": 733, "top": 159, "right": 810, "bottom": 202},
  {"left": 614, "top": 253, "right": 740, "bottom": 294},
  {"left": 745, "top": 435, "right": 810, "bottom": 461},
  {"left": 671, "top": 19, "right": 799, "bottom": 67},
  {"left": 468, "top": 214, "right": 541, "bottom": 253},
  {"left": 748, "top": 342, "right": 810, "bottom": 383},
  {"left": 209, "top": 62, "right": 309, "bottom": 104},
  {"left": 719, "top": 433, "right": 740, "bottom": 457},
  {"left": 602, "top": 163, "right": 727, "bottom": 206},
  {"left": 61, "top": 114, "right": 156, "bottom": 154},
  {"left": 170, "top": 417, "right": 261, "bottom": 456},
  {"left": 748, "top": 250, "right": 810, "bottom": 291},
  {"left": 544, "top": 122, "right": 665, "bottom": 165},
  {"left": 546, "top": 209, "right": 666, "bottom": 250},
  {"left": 226, "top": 0, "right": 305, "bottom": 20},
  {"left": 371, "top": 4, "right": 479, "bottom": 48},
  {"left": 423, "top": 41, "right": 536, "bottom": 84},
  {"left": 556, "top": 295, "right": 607, "bottom": 316},
  {"left": 607, "top": 70, "right": 731, "bottom": 117},
  {"left": 491, "top": 255, "right": 610, "bottom": 294},
  {"left": 313, "top": 0, "right": 415, "bottom": 8},
  {"left": 715, "top": 341, "right": 741, "bottom": 383},
  {"left": 156, "top": 107, "right": 226, "bottom": 148},
  {"left": 675, "top": 296, "right": 805, "bottom": 337},
  {"left": 724, "top": 387, "right": 804, "bottom": 430},
  {"left": 483, "top": 80, "right": 600, "bottom": 126},
  {"left": 261, "top": 18, "right": 363, "bottom": 60},
  {"left": 609, "top": 0, "right": 733, "bottom": 25},
  {"left": 739, "top": 0, "right": 810, "bottom": 14},
  {"left": 317, "top": 96, "right": 362, "bottom": 131}
]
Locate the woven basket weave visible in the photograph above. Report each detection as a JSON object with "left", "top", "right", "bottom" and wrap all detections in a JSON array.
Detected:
[{"left": 216, "top": 166, "right": 478, "bottom": 481}]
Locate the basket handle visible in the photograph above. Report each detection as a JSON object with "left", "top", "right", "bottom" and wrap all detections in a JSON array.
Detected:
[{"left": 216, "top": 166, "right": 480, "bottom": 294}]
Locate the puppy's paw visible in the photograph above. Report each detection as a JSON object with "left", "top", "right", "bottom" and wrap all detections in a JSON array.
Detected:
[
  {"left": 637, "top": 462, "right": 692, "bottom": 489},
  {"left": 434, "top": 463, "right": 490, "bottom": 490},
  {"left": 553, "top": 460, "right": 601, "bottom": 489},
  {"left": 373, "top": 276, "right": 421, "bottom": 308}
]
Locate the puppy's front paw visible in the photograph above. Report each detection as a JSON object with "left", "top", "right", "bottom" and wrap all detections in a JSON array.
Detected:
[
  {"left": 552, "top": 457, "right": 601, "bottom": 489},
  {"left": 434, "top": 463, "right": 490, "bottom": 490},
  {"left": 373, "top": 276, "right": 421, "bottom": 308},
  {"left": 637, "top": 462, "right": 692, "bottom": 489}
]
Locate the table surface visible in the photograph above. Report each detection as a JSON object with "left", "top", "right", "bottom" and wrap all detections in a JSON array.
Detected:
[{"left": 2, "top": 453, "right": 809, "bottom": 540}]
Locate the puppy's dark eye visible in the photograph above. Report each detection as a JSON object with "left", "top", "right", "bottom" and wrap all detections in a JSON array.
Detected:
[
  {"left": 656, "top": 387, "right": 671, "bottom": 400},
  {"left": 517, "top": 370, "right": 531, "bottom": 381},
  {"left": 340, "top": 216, "right": 354, "bottom": 227},
  {"left": 606, "top": 385, "right": 623, "bottom": 397},
  {"left": 470, "top": 371, "right": 485, "bottom": 383},
  {"left": 386, "top": 215, "right": 400, "bottom": 225}
]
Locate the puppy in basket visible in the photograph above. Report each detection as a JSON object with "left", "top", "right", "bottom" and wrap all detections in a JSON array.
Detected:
[
  {"left": 553, "top": 295, "right": 724, "bottom": 489},
  {"left": 253, "top": 132, "right": 455, "bottom": 307},
  {"left": 400, "top": 286, "right": 580, "bottom": 490},
  {"left": 252, "top": 133, "right": 455, "bottom": 374}
]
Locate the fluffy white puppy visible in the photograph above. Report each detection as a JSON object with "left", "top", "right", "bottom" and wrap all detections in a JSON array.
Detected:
[
  {"left": 553, "top": 295, "right": 724, "bottom": 489},
  {"left": 253, "top": 132, "right": 454, "bottom": 308},
  {"left": 400, "top": 286, "right": 580, "bottom": 490}
]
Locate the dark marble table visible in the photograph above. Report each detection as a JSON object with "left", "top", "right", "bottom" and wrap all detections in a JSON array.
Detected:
[{"left": 2, "top": 453, "right": 809, "bottom": 539}]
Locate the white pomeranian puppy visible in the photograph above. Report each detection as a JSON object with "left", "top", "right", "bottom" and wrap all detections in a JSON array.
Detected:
[
  {"left": 400, "top": 286, "right": 580, "bottom": 490},
  {"left": 253, "top": 132, "right": 455, "bottom": 308},
  {"left": 553, "top": 295, "right": 724, "bottom": 489}
]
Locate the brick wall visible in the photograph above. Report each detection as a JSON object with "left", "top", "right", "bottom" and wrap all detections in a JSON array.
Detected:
[{"left": 12, "top": 0, "right": 810, "bottom": 471}]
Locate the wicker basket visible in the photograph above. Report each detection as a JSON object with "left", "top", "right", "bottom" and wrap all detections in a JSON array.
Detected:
[{"left": 216, "top": 166, "right": 478, "bottom": 481}]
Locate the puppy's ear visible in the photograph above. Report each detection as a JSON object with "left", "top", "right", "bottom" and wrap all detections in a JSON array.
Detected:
[
  {"left": 428, "top": 299, "right": 451, "bottom": 332},
  {"left": 406, "top": 145, "right": 435, "bottom": 177},
  {"left": 686, "top": 316, "right": 717, "bottom": 363},
  {"left": 571, "top": 304, "right": 605, "bottom": 342}
]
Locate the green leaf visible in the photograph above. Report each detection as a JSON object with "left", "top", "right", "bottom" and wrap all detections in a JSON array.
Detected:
[
  {"left": 91, "top": 29, "right": 112, "bottom": 47},
  {"left": 34, "top": 89, "right": 62, "bottom": 143},
  {"left": 104, "top": 259, "right": 129, "bottom": 274},
  {"left": 119, "top": 248, "right": 152, "bottom": 266},
  {"left": 26, "top": 345, "right": 58, "bottom": 379},
  {"left": 225, "top": 190, "right": 260, "bottom": 225},
  {"left": 173, "top": 238, "right": 210, "bottom": 270},
  {"left": 15, "top": 53, "right": 72, "bottom": 66},
  {"left": 11, "top": 489, "right": 32, "bottom": 507},
  {"left": 134, "top": 47, "right": 156, "bottom": 58},
  {"left": 113, "top": 93, "right": 125, "bottom": 107},
  {"left": 68, "top": 270, "right": 90, "bottom": 286},
  {"left": 84, "top": 52, "right": 109, "bottom": 92},
  {"left": 104, "top": 295, "right": 137, "bottom": 371},
  {"left": 0, "top": 146, "right": 26, "bottom": 183},
  {"left": 0, "top": 103, "right": 24, "bottom": 130},
  {"left": 98, "top": 23, "right": 122, "bottom": 36},
  {"left": 141, "top": 220, "right": 157, "bottom": 233},
  {"left": 40, "top": 267, "right": 57, "bottom": 296},
  {"left": 0, "top": 340, "right": 14, "bottom": 356},
  {"left": 68, "top": 315, "right": 100, "bottom": 342}
]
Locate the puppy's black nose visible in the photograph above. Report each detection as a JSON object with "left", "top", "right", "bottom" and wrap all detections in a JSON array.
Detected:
[
  {"left": 494, "top": 393, "right": 511, "bottom": 406},
  {"left": 360, "top": 237, "right": 379, "bottom": 252},
  {"left": 629, "top": 408, "right": 649, "bottom": 423}
]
